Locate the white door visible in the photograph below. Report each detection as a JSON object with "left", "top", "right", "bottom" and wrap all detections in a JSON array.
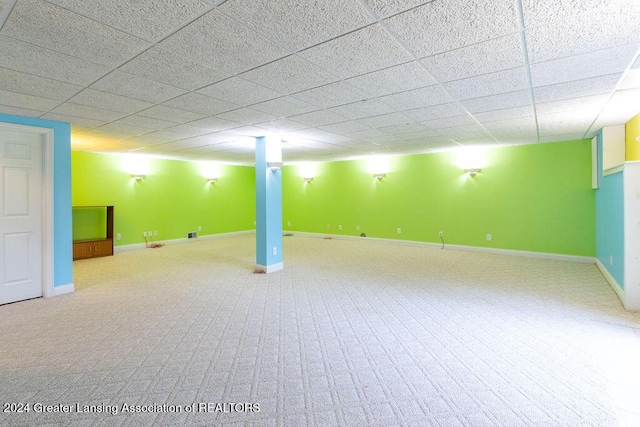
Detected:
[{"left": 0, "top": 129, "right": 43, "bottom": 305}]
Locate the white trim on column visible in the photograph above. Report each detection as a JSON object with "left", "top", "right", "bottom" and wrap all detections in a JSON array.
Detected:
[
  {"left": 596, "top": 259, "right": 625, "bottom": 307},
  {"left": 0, "top": 122, "right": 55, "bottom": 299},
  {"left": 52, "top": 283, "right": 75, "bottom": 297},
  {"left": 255, "top": 262, "right": 284, "bottom": 274}
]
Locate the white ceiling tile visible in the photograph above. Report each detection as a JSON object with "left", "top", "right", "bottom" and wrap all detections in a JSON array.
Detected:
[
  {"left": 318, "top": 121, "right": 370, "bottom": 135},
  {"left": 536, "top": 94, "right": 608, "bottom": 116},
  {"left": 436, "top": 123, "right": 492, "bottom": 139},
  {"left": 345, "top": 128, "right": 387, "bottom": 140},
  {"left": 420, "top": 34, "right": 524, "bottom": 83},
  {"left": 385, "top": 0, "right": 518, "bottom": 57},
  {"left": 378, "top": 85, "right": 453, "bottom": 111},
  {"left": 251, "top": 97, "right": 318, "bottom": 118},
  {"left": 41, "top": 113, "right": 106, "bottom": 129},
  {"left": 461, "top": 90, "right": 531, "bottom": 113},
  {"left": 288, "top": 110, "right": 348, "bottom": 127},
  {"left": 186, "top": 116, "right": 242, "bottom": 132},
  {"left": 43, "top": 0, "right": 210, "bottom": 42},
  {"left": 619, "top": 68, "right": 640, "bottom": 90},
  {"left": 91, "top": 71, "right": 186, "bottom": 104},
  {"left": 119, "top": 46, "right": 231, "bottom": 91},
  {"left": 377, "top": 122, "right": 430, "bottom": 135},
  {"left": 454, "top": 137, "right": 499, "bottom": 146},
  {"left": 0, "top": 36, "right": 110, "bottom": 85},
  {"left": 291, "top": 82, "right": 366, "bottom": 108},
  {"left": 197, "top": 77, "right": 283, "bottom": 106},
  {"left": 299, "top": 24, "right": 412, "bottom": 79},
  {"left": 0, "top": 89, "right": 60, "bottom": 111},
  {"left": 356, "top": 112, "right": 412, "bottom": 128},
  {"left": 445, "top": 68, "right": 528, "bottom": 101},
  {"left": 137, "top": 105, "right": 206, "bottom": 123},
  {"left": 122, "top": 129, "right": 183, "bottom": 144},
  {"left": 111, "top": 115, "right": 177, "bottom": 131},
  {"left": 214, "top": 107, "right": 279, "bottom": 124},
  {"left": 0, "top": 67, "right": 82, "bottom": 100},
  {"left": 525, "top": 1, "right": 640, "bottom": 63},
  {"left": 1, "top": 0, "right": 150, "bottom": 66},
  {"left": 69, "top": 89, "right": 154, "bottom": 114},
  {"left": 361, "top": 0, "right": 433, "bottom": 18},
  {"left": 533, "top": 74, "right": 620, "bottom": 103},
  {"left": 421, "top": 115, "right": 476, "bottom": 129},
  {"left": 240, "top": 55, "right": 337, "bottom": 94},
  {"left": 328, "top": 99, "right": 395, "bottom": 120},
  {"left": 161, "top": 124, "right": 215, "bottom": 138},
  {"left": 158, "top": 10, "right": 288, "bottom": 75},
  {"left": 345, "top": 61, "right": 436, "bottom": 97},
  {"left": 79, "top": 127, "right": 137, "bottom": 141},
  {"left": 220, "top": 0, "right": 373, "bottom": 51},
  {"left": 256, "top": 119, "right": 310, "bottom": 133},
  {"left": 633, "top": 56, "right": 640, "bottom": 69},
  {"left": 92, "top": 122, "right": 155, "bottom": 137},
  {"left": 596, "top": 88, "right": 640, "bottom": 125},
  {"left": 162, "top": 93, "right": 239, "bottom": 116},
  {"left": 0, "top": 104, "right": 46, "bottom": 117},
  {"left": 473, "top": 106, "right": 535, "bottom": 123},
  {"left": 287, "top": 128, "right": 354, "bottom": 143},
  {"left": 50, "top": 103, "right": 128, "bottom": 121},
  {"left": 482, "top": 116, "right": 537, "bottom": 133},
  {"left": 391, "top": 128, "right": 439, "bottom": 140},
  {"left": 402, "top": 102, "right": 468, "bottom": 121},
  {"left": 538, "top": 133, "right": 587, "bottom": 143},
  {"left": 226, "top": 126, "right": 273, "bottom": 137}
]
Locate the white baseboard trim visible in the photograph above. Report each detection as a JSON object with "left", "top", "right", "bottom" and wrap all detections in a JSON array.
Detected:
[
  {"left": 595, "top": 259, "right": 626, "bottom": 306},
  {"left": 115, "top": 229, "right": 255, "bottom": 253},
  {"left": 289, "top": 231, "right": 596, "bottom": 263},
  {"left": 255, "top": 262, "right": 284, "bottom": 274},
  {"left": 51, "top": 283, "right": 75, "bottom": 297}
]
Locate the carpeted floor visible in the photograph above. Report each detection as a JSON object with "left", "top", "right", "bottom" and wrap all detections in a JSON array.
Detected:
[{"left": 1, "top": 234, "right": 639, "bottom": 426}]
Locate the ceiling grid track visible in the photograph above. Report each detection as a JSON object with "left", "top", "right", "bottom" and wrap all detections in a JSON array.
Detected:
[{"left": 514, "top": 0, "right": 540, "bottom": 143}]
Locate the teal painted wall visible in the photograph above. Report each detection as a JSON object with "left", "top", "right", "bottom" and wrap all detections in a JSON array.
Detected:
[
  {"left": 283, "top": 140, "right": 596, "bottom": 256},
  {"left": 595, "top": 131, "right": 625, "bottom": 287},
  {"left": 0, "top": 114, "right": 72, "bottom": 287},
  {"left": 72, "top": 151, "right": 255, "bottom": 246}
]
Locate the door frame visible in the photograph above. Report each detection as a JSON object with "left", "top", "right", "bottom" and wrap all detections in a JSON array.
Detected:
[{"left": 0, "top": 122, "right": 54, "bottom": 299}]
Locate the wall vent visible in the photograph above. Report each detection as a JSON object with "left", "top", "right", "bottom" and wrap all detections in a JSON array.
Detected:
[{"left": 188, "top": 231, "right": 197, "bottom": 239}]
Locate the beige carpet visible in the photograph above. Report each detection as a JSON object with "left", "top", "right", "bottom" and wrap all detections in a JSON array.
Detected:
[{"left": 1, "top": 234, "right": 639, "bottom": 426}]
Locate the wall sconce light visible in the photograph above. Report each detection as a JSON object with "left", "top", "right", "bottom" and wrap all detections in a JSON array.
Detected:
[
  {"left": 636, "top": 136, "right": 640, "bottom": 142},
  {"left": 267, "top": 161, "right": 283, "bottom": 170},
  {"left": 304, "top": 177, "right": 313, "bottom": 183},
  {"left": 207, "top": 178, "right": 218, "bottom": 184},
  {"left": 374, "top": 173, "right": 386, "bottom": 180},
  {"left": 464, "top": 168, "right": 481, "bottom": 176},
  {"left": 132, "top": 174, "right": 145, "bottom": 180}
]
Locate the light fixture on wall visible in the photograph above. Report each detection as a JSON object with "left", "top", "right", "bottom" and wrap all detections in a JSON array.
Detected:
[
  {"left": 303, "top": 177, "right": 313, "bottom": 183},
  {"left": 132, "top": 174, "right": 145, "bottom": 180},
  {"left": 374, "top": 173, "right": 386, "bottom": 180},
  {"left": 464, "top": 168, "right": 481, "bottom": 176},
  {"left": 267, "top": 161, "right": 283, "bottom": 170},
  {"left": 207, "top": 177, "right": 218, "bottom": 184},
  {"left": 636, "top": 136, "right": 640, "bottom": 142}
]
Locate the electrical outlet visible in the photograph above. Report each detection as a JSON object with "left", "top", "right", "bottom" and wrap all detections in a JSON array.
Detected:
[
  {"left": 148, "top": 231, "right": 152, "bottom": 238},
  {"left": 272, "top": 247, "right": 277, "bottom": 256},
  {"left": 197, "top": 226, "right": 202, "bottom": 231},
  {"left": 287, "top": 221, "right": 291, "bottom": 227},
  {"left": 397, "top": 228, "right": 402, "bottom": 235},
  {"left": 438, "top": 231, "right": 443, "bottom": 238},
  {"left": 253, "top": 221, "right": 256, "bottom": 226},
  {"left": 486, "top": 234, "right": 492, "bottom": 241},
  {"left": 356, "top": 225, "right": 360, "bottom": 231},
  {"left": 143, "top": 231, "right": 147, "bottom": 238},
  {"left": 610, "top": 255, "right": 613, "bottom": 265},
  {"left": 153, "top": 231, "right": 158, "bottom": 237},
  {"left": 326, "top": 224, "right": 330, "bottom": 229},
  {"left": 338, "top": 224, "right": 342, "bottom": 230},
  {"left": 116, "top": 233, "right": 121, "bottom": 240}
]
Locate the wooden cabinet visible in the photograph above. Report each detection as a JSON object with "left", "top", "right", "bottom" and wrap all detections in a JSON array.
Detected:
[{"left": 72, "top": 206, "right": 114, "bottom": 261}]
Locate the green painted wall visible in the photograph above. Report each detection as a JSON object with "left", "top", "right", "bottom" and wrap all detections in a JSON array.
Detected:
[
  {"left": 283, "top": 140, "right": 596, "bottom": 256},
  {"left": 72, "top": 151, "right": 255, "bottom": 246}
]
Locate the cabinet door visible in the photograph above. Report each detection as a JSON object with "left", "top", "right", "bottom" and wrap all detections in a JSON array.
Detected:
[
  {"left": 73, "top": 242, "right": 93, "bottom": 260},
  {"left": 93, "top": 239, "right": 113, "bottom": 257}
]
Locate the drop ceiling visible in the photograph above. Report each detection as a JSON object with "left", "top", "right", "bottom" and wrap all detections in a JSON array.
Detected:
[{"left": 0, "top": 0, "right": 639, "bottom": 164}]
